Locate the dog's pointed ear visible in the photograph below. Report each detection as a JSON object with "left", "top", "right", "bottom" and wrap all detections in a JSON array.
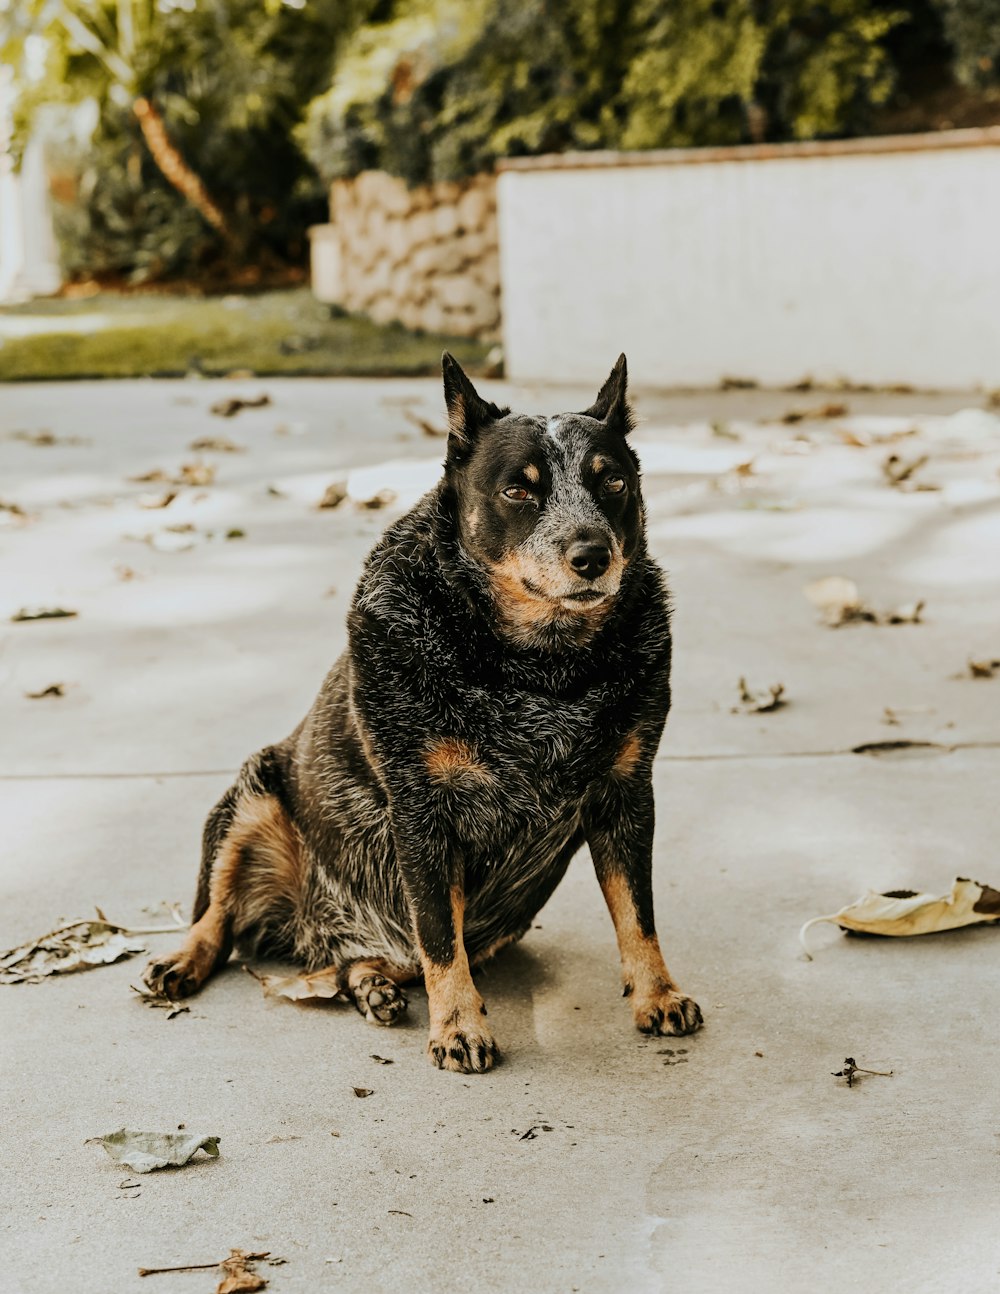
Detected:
[
  {"left": 583, "top": 353, "right": 635, "bottom": 434},
  {"left": 442, "top": 351, "right": 507, "bottom": 447}
]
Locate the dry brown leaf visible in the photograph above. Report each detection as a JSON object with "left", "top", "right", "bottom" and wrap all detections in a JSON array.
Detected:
[
  {"left": 353, "top": 1087, "right": 374, "bottom": 1098},
  {"left": 25, "top": 683, "right": 65, "bottom": 699},
  {"left": 217, "top": 1249, "right": 269, "bottom": 1293},
  {"left": 128, "top": 468, "right": 170, "bottom": 484},
  {"left": 356, "top": 489, "right": 397, "bottom": 510},
  {"left": 11, "top": 607, "right": 78, "bottom": 623},
  {"left": 803, "top": 578, "right": 924, "bottom": 628},
  {"left": 1, "top": 910, "right": 185, "bottom": 984},
  {"left": 244, "top": 964, "right": 344, "bottom": 1002},
  {"left": 138, "top": 491, "right": 177, "bottom": 510},
  {"left": 884, "top": 601, "right": 925, "bottom": 625},
  {"left": 733, "top": 677, "right": 786, "bottom": 713},
  {"left": 803, "top": 576, "right": 875, "bottom": 627},
  {"left": 210, "top": 394, "right": 271, "bottom": 418},
  {"left": 882, "top": 452, "right": 938, "bottom": 491},
  {"left": 178, "top": 460, "right": 216, "bottom": 487},
  {"left": 189, "top": 435, "right": 245, "bottom": 453},
  {"left": 967, "top": 658, "right": 1000, "bottom": 679},
  {"left": 779, "top": 401, "right": 849, "bottom": 425},
  {"left": 12, "top": 429, "right": 88, "bottom": 446},
  {"left": 800, "top": 877, "right": 1000, "bottom": 957},
  {"left": 317, "top": 481, "right": 348, "bottom": 510}
]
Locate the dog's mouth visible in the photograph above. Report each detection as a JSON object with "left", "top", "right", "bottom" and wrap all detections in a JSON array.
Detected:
[{"left": 521, "top": 578, "right": 613, "bottom": 611}]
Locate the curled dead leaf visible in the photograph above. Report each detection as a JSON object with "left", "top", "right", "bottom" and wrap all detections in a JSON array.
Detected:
[
  {"left": 803, "top": 578, "right": 925, "bottom": 628},
  {"left": 800, "top": 877, "right": 1000, "bottom": 957},
  {"left": 93, "top": 1128, "right": 220, "bottom": 1174},
  {"left": 882, "top": 452, "right": 937, "bottom": 491},
  {"left": 317, "top": 481, "right": 348, "bottom": 510},
  {"left": 138, "top": 490, "right": 178, "bottom": 510},
  {"left": 11, "top": 607, "right": 78, "bottom": 623},
  {"left": 733, "top": 677, "right": 786, "bottom": 714},
  {"left": 189, "top": 435, "right": 245, "bottom": 453},
  {"left": 967, "top": 657, "right": 1000, "bottom": 679},
  {"left": 357, "top": 489, "right": 397, "bottom": 511},
  {"left": 353, "top": 1087, "right": 374, "bottom": 1098},
  {"left": 25, "top": 683, "right": 65, "bottom": 699},
  {"left": 244, "top": 963, "right": 344, "bottom": 1002},
  {"left": 0, "top": 910, "right": 185, "bottom": 984},
  {"left": 210, "top": 394, "right": 270, "bottom": 418}
]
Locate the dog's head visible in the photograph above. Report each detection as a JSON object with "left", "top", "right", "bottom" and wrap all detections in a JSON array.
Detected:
[{"left": 441, "top": 352, "right": 644, "bottom": 647}]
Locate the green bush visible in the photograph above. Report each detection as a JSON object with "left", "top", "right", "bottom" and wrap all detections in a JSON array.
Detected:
[
  {"left": 4, "top": 0, "right": 368, "bottom": 282},
  {"left": 302, "top": 0, "right": 906, "bottom": 187},
  {"left": 933, "top": 0, "right": 1000, "bottom": 86}
]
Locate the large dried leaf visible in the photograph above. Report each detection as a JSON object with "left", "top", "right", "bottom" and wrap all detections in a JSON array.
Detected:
[
  {"left": 217, "top": 1249, "right": 269, "bottom": 1293},
  {"left": 0, "top": 912, "right": 185, "bottom": 984},
  {"left": 803, "top": 578, "right": 925, "bottom": 628},
  {"left": 94, "top": 1128, "right": 220, "bottom": 1174},
  {"left": 245, "top": 964, "right": 344, "bottom": 1002},
  {"left": 801, "top": 877, "right": 1000, "bottom": 958}
]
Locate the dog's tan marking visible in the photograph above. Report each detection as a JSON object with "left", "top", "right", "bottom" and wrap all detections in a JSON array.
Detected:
[
  {"left": 523, "top": 464, "right": 540, "bottom": 483},
  {"left": 488, "top": 555, "right": 614, "bottom": 648},
  {"left": 423, "top": 737, "right": 494, "bottom": 787},
  {"left": 591, "top": 454, "right": 609, "bottom": 474},
  {"left": 144, "top": 795, "right": 303, "bottom": 998},
  {"left": 612, "top": 730, "right": 643, "bottom": 779},
  {"left": 420, "top": 887, "right": 498, "bottom": 1073},
  {"left": 599, "top": 872, "right": 702, "bottom": 1036},
  {"left": 465, "top": 506, "right": 480, "bottom": 536}
]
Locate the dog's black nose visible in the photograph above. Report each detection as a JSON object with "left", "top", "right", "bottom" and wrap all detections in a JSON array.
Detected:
[{"left": 566, "top": 541, "right": 611, "bottom": 581}]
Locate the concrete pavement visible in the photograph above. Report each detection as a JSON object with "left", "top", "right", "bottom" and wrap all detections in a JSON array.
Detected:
[{"left": 2, "top": 377, "right": 999, "bottom": 1293}]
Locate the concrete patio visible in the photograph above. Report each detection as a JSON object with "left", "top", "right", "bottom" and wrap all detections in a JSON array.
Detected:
[{"left": 2, "top": 376, "right": 998, "bottom": 1293}]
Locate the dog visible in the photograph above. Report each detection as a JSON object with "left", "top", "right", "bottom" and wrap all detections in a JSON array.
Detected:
[{"left": 144, "top": 353, "right": 703, "bottom": 1073}]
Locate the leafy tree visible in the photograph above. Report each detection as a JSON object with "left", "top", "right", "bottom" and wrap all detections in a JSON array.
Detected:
[
  {"left": 1, "top": 0, "right": 367, "bottom": 275},
  {"left": 302, "top": 0, "right": 906, "bottom": 187}
]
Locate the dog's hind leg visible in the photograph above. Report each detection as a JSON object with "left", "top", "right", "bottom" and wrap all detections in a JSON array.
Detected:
[{"left": 144, "top": 778, "right": 302, "bottom": 1000}]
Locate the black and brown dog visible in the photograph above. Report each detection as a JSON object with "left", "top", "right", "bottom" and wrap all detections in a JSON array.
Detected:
[{"left": 145, "top": 353, "right": 703, "bottom": 1073}]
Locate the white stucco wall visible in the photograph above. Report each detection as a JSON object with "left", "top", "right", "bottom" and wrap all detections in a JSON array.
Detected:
[{"left": 497, "top": 133, "right": 1000, "bottom": 389}]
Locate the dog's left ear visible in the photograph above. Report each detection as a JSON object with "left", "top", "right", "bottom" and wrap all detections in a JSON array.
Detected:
[
  {"left": 583, "top": 353, "right": 636, "bottom": 434},
  {"left": 442, "top": 351, "right": 508, "bottom": 448}
]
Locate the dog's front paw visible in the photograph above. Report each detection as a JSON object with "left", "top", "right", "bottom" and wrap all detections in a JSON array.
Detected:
[
  {"left": 632, "top": 987, "right": 703, "bottom": 1037},
  {"left": 428, "top": 1022, "right": 500, "bottom": 1074},
  {"left": 352, "top": 972, "right": 408, "bottom": 1026},
  {"left": 143, "top": 946, "right": 210, "bottom": 1000}
]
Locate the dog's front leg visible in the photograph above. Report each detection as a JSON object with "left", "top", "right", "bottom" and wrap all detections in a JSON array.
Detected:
[
  {"left": 585, "top": 778, "right": 703, "bottom": 1037},
  {"left": 391, "top": 816, "right": 499, "bottom": 1073}
]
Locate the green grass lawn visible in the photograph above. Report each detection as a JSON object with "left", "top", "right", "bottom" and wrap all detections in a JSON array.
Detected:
[{"left": 0, "top": 288, "right": 489, "bottom": 381}]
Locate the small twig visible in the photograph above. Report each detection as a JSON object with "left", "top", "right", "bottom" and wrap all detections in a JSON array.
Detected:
[
  {"left": 832, "top": 1057, "right": 893, "bottom": 1087},
  {"left": 139, "top": 1252, "right": 269, "bottom": 1277}
]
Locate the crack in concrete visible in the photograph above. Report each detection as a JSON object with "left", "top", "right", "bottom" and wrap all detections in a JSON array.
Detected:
[{"left": 2, "top": 740, "right": 998, "bottom": 781}]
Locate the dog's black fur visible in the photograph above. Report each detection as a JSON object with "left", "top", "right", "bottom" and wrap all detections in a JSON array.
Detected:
[{"left": 145, "top": 354, "right": 702, "bottom": 1072}]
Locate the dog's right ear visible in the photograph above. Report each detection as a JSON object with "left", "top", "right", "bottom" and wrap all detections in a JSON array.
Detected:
[{"left": 442, "top": 352, "right": 508, "bottom": 450}]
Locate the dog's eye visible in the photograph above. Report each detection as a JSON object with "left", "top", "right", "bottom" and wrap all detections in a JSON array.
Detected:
[
  {"left": 502, "top": 486, "right": 532, "bottom": 501},
  {"left": 604, "top": 476, "right": 627, "bottom": 495}
]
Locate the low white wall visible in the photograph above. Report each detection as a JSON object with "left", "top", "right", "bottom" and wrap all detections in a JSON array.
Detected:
[{"left": 498, "top": 131, "right": 1000, "bottom": 389}]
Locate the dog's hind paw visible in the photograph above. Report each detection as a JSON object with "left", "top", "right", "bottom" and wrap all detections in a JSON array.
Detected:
[
  {"left": 634, "top": 989, "right": 703, "bottom": 1037},
  {"left": 352, "top": 972, "right": 408, "bottom": 1026},
  {"left": 428, "top": 1026, "right": 499, "bottom": 1074}
]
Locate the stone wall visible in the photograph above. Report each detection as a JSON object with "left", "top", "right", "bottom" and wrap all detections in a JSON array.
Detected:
[{"left": 309, "top": 170, "right": 499, "bottom": 340}]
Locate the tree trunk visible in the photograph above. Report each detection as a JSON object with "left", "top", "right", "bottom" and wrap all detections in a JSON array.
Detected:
[{"left": 132, "top": 96, "right": 234, "bottom": 245}]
